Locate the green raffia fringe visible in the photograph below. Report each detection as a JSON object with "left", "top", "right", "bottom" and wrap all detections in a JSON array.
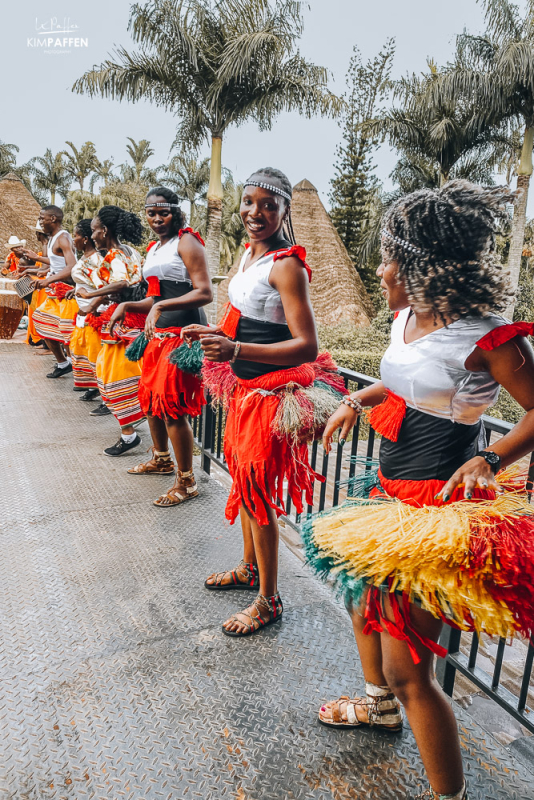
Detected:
[
  {"left": 125, "top": 332, "right": 148, "bottom": 362},
  {"left": 168, "top": 340, "right": 204, "bottom": 375},
  {"left": 301, "top": 462, "right": 380, "bottom": 608}
]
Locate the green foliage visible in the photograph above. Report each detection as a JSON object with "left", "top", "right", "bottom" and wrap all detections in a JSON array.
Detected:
[
  {"left": 329, "top": 40, "right": 395, "bottom": 302},
  {"left": 0, "top": 140, "right": 19, "bottom": 177},
  {"left": 62, "top": 141, "right": 100, "bottom": 191},
  {"left": 120, "top": 137, "right": 159, "bottom": 185},
  {"left": 27, "top": 149, "right": 72, "bottom": 204}
]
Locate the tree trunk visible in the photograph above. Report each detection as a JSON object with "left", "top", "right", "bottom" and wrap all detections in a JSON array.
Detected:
[
  {"left": 205, "top": 135, "right": 224, "bottom": 323},
  {"left": 51, "top": 188, "right": 56, "bottom": 204},
  {"left": 505, "top": 125, "right": 534, "bottom": 319}
]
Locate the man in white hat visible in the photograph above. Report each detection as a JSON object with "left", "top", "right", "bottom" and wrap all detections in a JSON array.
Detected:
[
  {"left": 17, "top": 223, "right": 50, "bottom": 346},
  {"left": 2, "top": 235, "right": 27, "bottom": 275},
  {"left": 26, "top": 205, "right": 77, "bottom": 378}
]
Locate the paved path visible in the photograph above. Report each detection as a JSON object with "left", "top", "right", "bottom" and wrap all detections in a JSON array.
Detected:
[{"left": 0, "top": 343, "right": 533, "bottom": 800}]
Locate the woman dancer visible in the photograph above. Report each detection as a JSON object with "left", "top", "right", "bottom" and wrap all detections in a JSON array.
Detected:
[
  {"left": 183, "top": 167, "right": 345, "bottom": 637},
  {"left": 70, "top": 219, "right": 105, "bottom": 400},
  {"left": 110, "top": 186, "right": 212, "bottom": 506},
  {"left": 77, "top": 206, "right": 146, "bottom": 456},
  {"left": 305, "top": 181, "right": 534, "bottom": 800}
]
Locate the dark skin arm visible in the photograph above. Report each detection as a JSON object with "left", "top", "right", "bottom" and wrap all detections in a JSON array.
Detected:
[
  {"left": 322, "top": 381, "right": 388, "bottom": 452},
  {"left": 76, "top": 281, "right": 128, "bottom": 300},
  {"left": 191, "top": 257, "right": 318, "bottom": 364},
  {"left": 32, "top": 234, "right": 76, "bottom": 288},
  {"left": 437, "top": 337, "right": 534, "bottom": 500}
]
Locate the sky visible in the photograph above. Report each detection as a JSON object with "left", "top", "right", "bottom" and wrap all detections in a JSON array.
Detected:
[{"left": 1, "top": 0, "right": 529, "bottom": 211}]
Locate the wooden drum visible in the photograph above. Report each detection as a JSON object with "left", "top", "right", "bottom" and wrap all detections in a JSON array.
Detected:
[{"left": 0, "top": 278, "right": 25, "bottom": 339}]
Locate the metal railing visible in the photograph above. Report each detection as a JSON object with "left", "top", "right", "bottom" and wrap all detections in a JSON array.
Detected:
[{"left": 192, "top": 366, "right": 534, "bottom": 734}]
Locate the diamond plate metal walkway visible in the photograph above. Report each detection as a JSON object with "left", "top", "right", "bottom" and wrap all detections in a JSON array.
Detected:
[{"left": 0, "top": 342, "right": 533, "bottom": 800}]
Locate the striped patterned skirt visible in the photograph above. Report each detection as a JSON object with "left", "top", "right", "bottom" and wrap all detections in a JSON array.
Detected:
[
  {"left": 95, "top": 341, "right": 144, "bottom": 426},
  {"left": 33, "top": 296, "right": 78, "bottom": 345},
  {"left": 70, "top": 320, "right": 102, "bottom": 389}
]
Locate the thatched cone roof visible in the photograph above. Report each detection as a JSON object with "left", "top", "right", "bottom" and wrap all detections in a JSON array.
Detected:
[
  {"left": 0, "top": 173, "right": 41, "bottom": 255},
  {"left": 217, "top": 179, "right": 373, "bottom": 327}
]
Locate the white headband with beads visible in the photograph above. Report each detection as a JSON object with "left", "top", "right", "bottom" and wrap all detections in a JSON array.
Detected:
[
  {"left": 243, "top": 180, "right": 292, "bottom": 202},
  {"left": 381, "top": 228, "right": 426, "bottom": 256},
  {"left": 145, "top": 202, "right": 181, "bottom": 208}
]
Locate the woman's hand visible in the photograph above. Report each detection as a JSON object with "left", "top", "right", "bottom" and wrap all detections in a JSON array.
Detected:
[
  {"left": 65, "top": 289, "right": 76, "bottom": 300},
  {"left": 75, "top": 286, "right": 91, "bottom": 299},
  {"left": 199, "top": 334, "right": 235, "bottom": 362},
  {"left": 144, "top": 305, "right": 162, "bottom": 341},
  {"left": 436, "top": 455, "right": 503, "bottom": 502},
  {"left": 322, "top": 404, "right": 360, "bottom": 454},
  {"left": 109, "top": 303, "right": 128, "bottom": 336},
  {"left": 181, "top": 324, "right": 218, "bottom": 345}
]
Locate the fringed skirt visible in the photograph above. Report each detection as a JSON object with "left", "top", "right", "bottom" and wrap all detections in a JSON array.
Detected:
[
  {"left": 70, "top": 319, "right": 102, "bottom": 389},
  {"left": 303, "top": 466, "right": 534, "bottom": 663},
  {"left": 202, "top": 353, "right": 346, "bottom": 526},
  {"left": 33, "top": 290, "right": 78, "bottom": 346},
  {"left": 138, "top": 328, "right": 205, "bottom": 419}
]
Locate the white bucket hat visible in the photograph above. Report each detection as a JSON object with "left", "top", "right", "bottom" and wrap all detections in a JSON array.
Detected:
[{"left": 5, "top": 235, "right": 26, "bottom": 250}]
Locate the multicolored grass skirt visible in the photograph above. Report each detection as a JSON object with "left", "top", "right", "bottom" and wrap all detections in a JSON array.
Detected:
[
  {"left": 33, "top": 294, "right": 78, "bottom": 346},
  {"left": 138, "top": 328, "right": 205, "bottom": 419},
  {"left": 70, "top": 323, "right": 102, "bottom": 389},
  {"left": 302, "top": 467, "right": 534, "bottom": 662},
  {"left": 95, "top": 341, "right": 144, "bottom": 427}
]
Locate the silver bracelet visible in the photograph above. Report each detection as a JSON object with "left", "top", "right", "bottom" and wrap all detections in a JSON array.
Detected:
[
  {"left": 343, "top": 395, "right": 363, "bottom": 414},
  {"left": 230, "top": 340, "right": 241, "bottom": 364}
]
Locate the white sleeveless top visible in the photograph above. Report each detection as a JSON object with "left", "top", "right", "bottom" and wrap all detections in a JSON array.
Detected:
[
  {"left": 228, "top": 249, "right": 287, "bottom": 325},
  {"left": 380, "top": 306, "right": 511, "bottom": 425},
  {"left": 143, "top": 237, "right": 191, "bottom": 284},
  {"left": 47, "top": 229, "right": 72, "bottom": 275}
]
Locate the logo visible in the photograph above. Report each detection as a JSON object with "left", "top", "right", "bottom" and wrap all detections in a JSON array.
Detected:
[{"left": 27, "top": 17, "right": 89, "bottom": 54}]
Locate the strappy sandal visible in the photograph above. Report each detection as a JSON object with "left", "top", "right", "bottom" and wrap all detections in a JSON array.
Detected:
[
  {"left": 128, "top": 447, "right": 175, "bottom": 475},
  {"left": 318, "top": 692, "right": 403, "bottom": 731},
  {"left": 414, "top": 788, "right": 468, "bottom": 800},
  {"left": 222, "top": 593, "right": 283, "bottom": 637},
  {"left": 204, "top": 560, "right": 259, "bottom": 591},
  {"left": 153, "top": 469, "right": 199, "bottom": 507}
]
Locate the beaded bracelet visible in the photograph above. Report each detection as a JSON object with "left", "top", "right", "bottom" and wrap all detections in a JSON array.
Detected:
[
  {"left": 230, "top": 340, "right": 241, "bottom": 364},
  {"left": 343, "top": 395, "right": 363, "bottom": 414}
]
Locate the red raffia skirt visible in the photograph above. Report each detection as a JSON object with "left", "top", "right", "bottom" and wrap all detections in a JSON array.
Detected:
[
  {"left": 202, "top": 354, "right": 346, "bottom": 527},
  {"left": 138, "top": 328, "right": 205, "bottom": 419}
]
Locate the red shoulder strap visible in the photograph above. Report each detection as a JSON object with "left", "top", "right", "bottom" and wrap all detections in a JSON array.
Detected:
[
  {"left": 178, "top": 228, "right": 205, "bottom": 247},
  {"left": 272, "top": 245, "right": 312, "bottom": 282},
  {"left": 476, "top": 322, "right": 534, "bottom": 351}
]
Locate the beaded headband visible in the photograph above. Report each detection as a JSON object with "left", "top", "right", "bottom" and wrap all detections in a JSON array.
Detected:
[
  {"left": 144, "top": 202, "right": 181, "bottom": 208},
  {"left": 243, "top": 180, "right": 292, "bottom": 202},
  {"left": 381, "top": 228, "right": 426, "bottom": 256}
]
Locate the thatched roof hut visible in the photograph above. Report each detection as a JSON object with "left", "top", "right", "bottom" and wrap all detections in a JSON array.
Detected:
[
  {"left": 0, "top": 173, "right": 41, "bottom": 256},
  {"left": 217, "top": 178, "right": 373, "bottom": 327}
]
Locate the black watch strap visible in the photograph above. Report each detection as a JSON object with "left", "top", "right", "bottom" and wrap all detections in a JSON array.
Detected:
[{"left": 480, "top": 450, "right": 501, "bottom": 474}]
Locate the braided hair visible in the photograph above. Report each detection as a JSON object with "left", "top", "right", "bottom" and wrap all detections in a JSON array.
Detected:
[
  {"left": 74, "top": 218, "right": 93, "bottom": 241},
  {"left": 96, "top": 205, "right": 143, "bottom": 246},
  {"left": 244, "top": 167, "right": 296, "bottom": 245},
  {"left": 381, "top": 180, "right": 514, "bottom": 320},
  {"left": 145, "top": 186, "right": 186, "bottom": 235}
]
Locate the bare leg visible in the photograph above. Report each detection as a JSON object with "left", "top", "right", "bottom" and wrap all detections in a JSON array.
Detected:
[
  {"left": 204, "top": 504, "right": 257, "bottom": 587},
  {"left": 148, "top": 415, "right": 169, "bottom": 452},
  {"left": 121, "top": 425, "right": 135, "bottom": 436},
  {"left": 349, "top": 600, "right": 388, "bottom": 687},
  {"left": 222, "top": 501, "right": 279, "bottom": 633},
  {"left": 381, "top": 596, "right": 464, "bottom": 796},
  {"left": 45, "top": 338, "right": 66, "bottom": 362},
  {"left": 165, "top": 416, "right": 193, "bottom": 472}
]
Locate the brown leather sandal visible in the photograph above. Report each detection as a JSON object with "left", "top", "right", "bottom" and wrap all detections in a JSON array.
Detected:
[
  {"left": 222, "top": 593, "right": 283, "bottom": 637},
  {"left": 153, "top": 469, "right": 199, "bottom": 507},
  {"left": 318, "top": 692, "right": 403, "bottom": 731},
  {"left": 204, "top": 560, "right": 259, "bottom": 591},
  {"left": 128, "top": 447, "right": 175, "bottom": 475}
]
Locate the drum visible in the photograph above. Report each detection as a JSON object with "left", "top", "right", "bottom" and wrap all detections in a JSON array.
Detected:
[{"left": 0, "top": 278, "right": 25, "bottom": 339}]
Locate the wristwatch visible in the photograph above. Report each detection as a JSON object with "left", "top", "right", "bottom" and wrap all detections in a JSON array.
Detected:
[{"left": 479, "top": 450, "right": 501, "bottom": 474}]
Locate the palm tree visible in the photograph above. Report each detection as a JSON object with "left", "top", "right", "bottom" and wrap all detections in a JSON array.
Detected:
[
  {"left": 373, "top": 61, "right": 510, "bottom": 188},
  {"left": 89, "top": 158, "right": 116, "bottom": 191},
  {"left": 163, "top": 154, "right": 210, "bottom": 223},
  {"left": 62, "top": 141, "right": 100, "bottom": 191},
  {"left": 119, "top": 137, "right": 160, "bottom": 185},
  {"left": 0, "top": 141, "right": 19, "bottom": 177},
  {"left": 73, "top": 0, "right": 341, "bottom": 288},
  {"left": 27, "top": 149, "right": 72, "bottom": 204},
  {"left": 429, "top": 0, "right": 534, "bottom": 314}
]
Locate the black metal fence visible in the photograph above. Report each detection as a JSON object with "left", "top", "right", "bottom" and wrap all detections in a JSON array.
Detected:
[{"left": 192, "top": 365, "right": 534, "bottom": 734}]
